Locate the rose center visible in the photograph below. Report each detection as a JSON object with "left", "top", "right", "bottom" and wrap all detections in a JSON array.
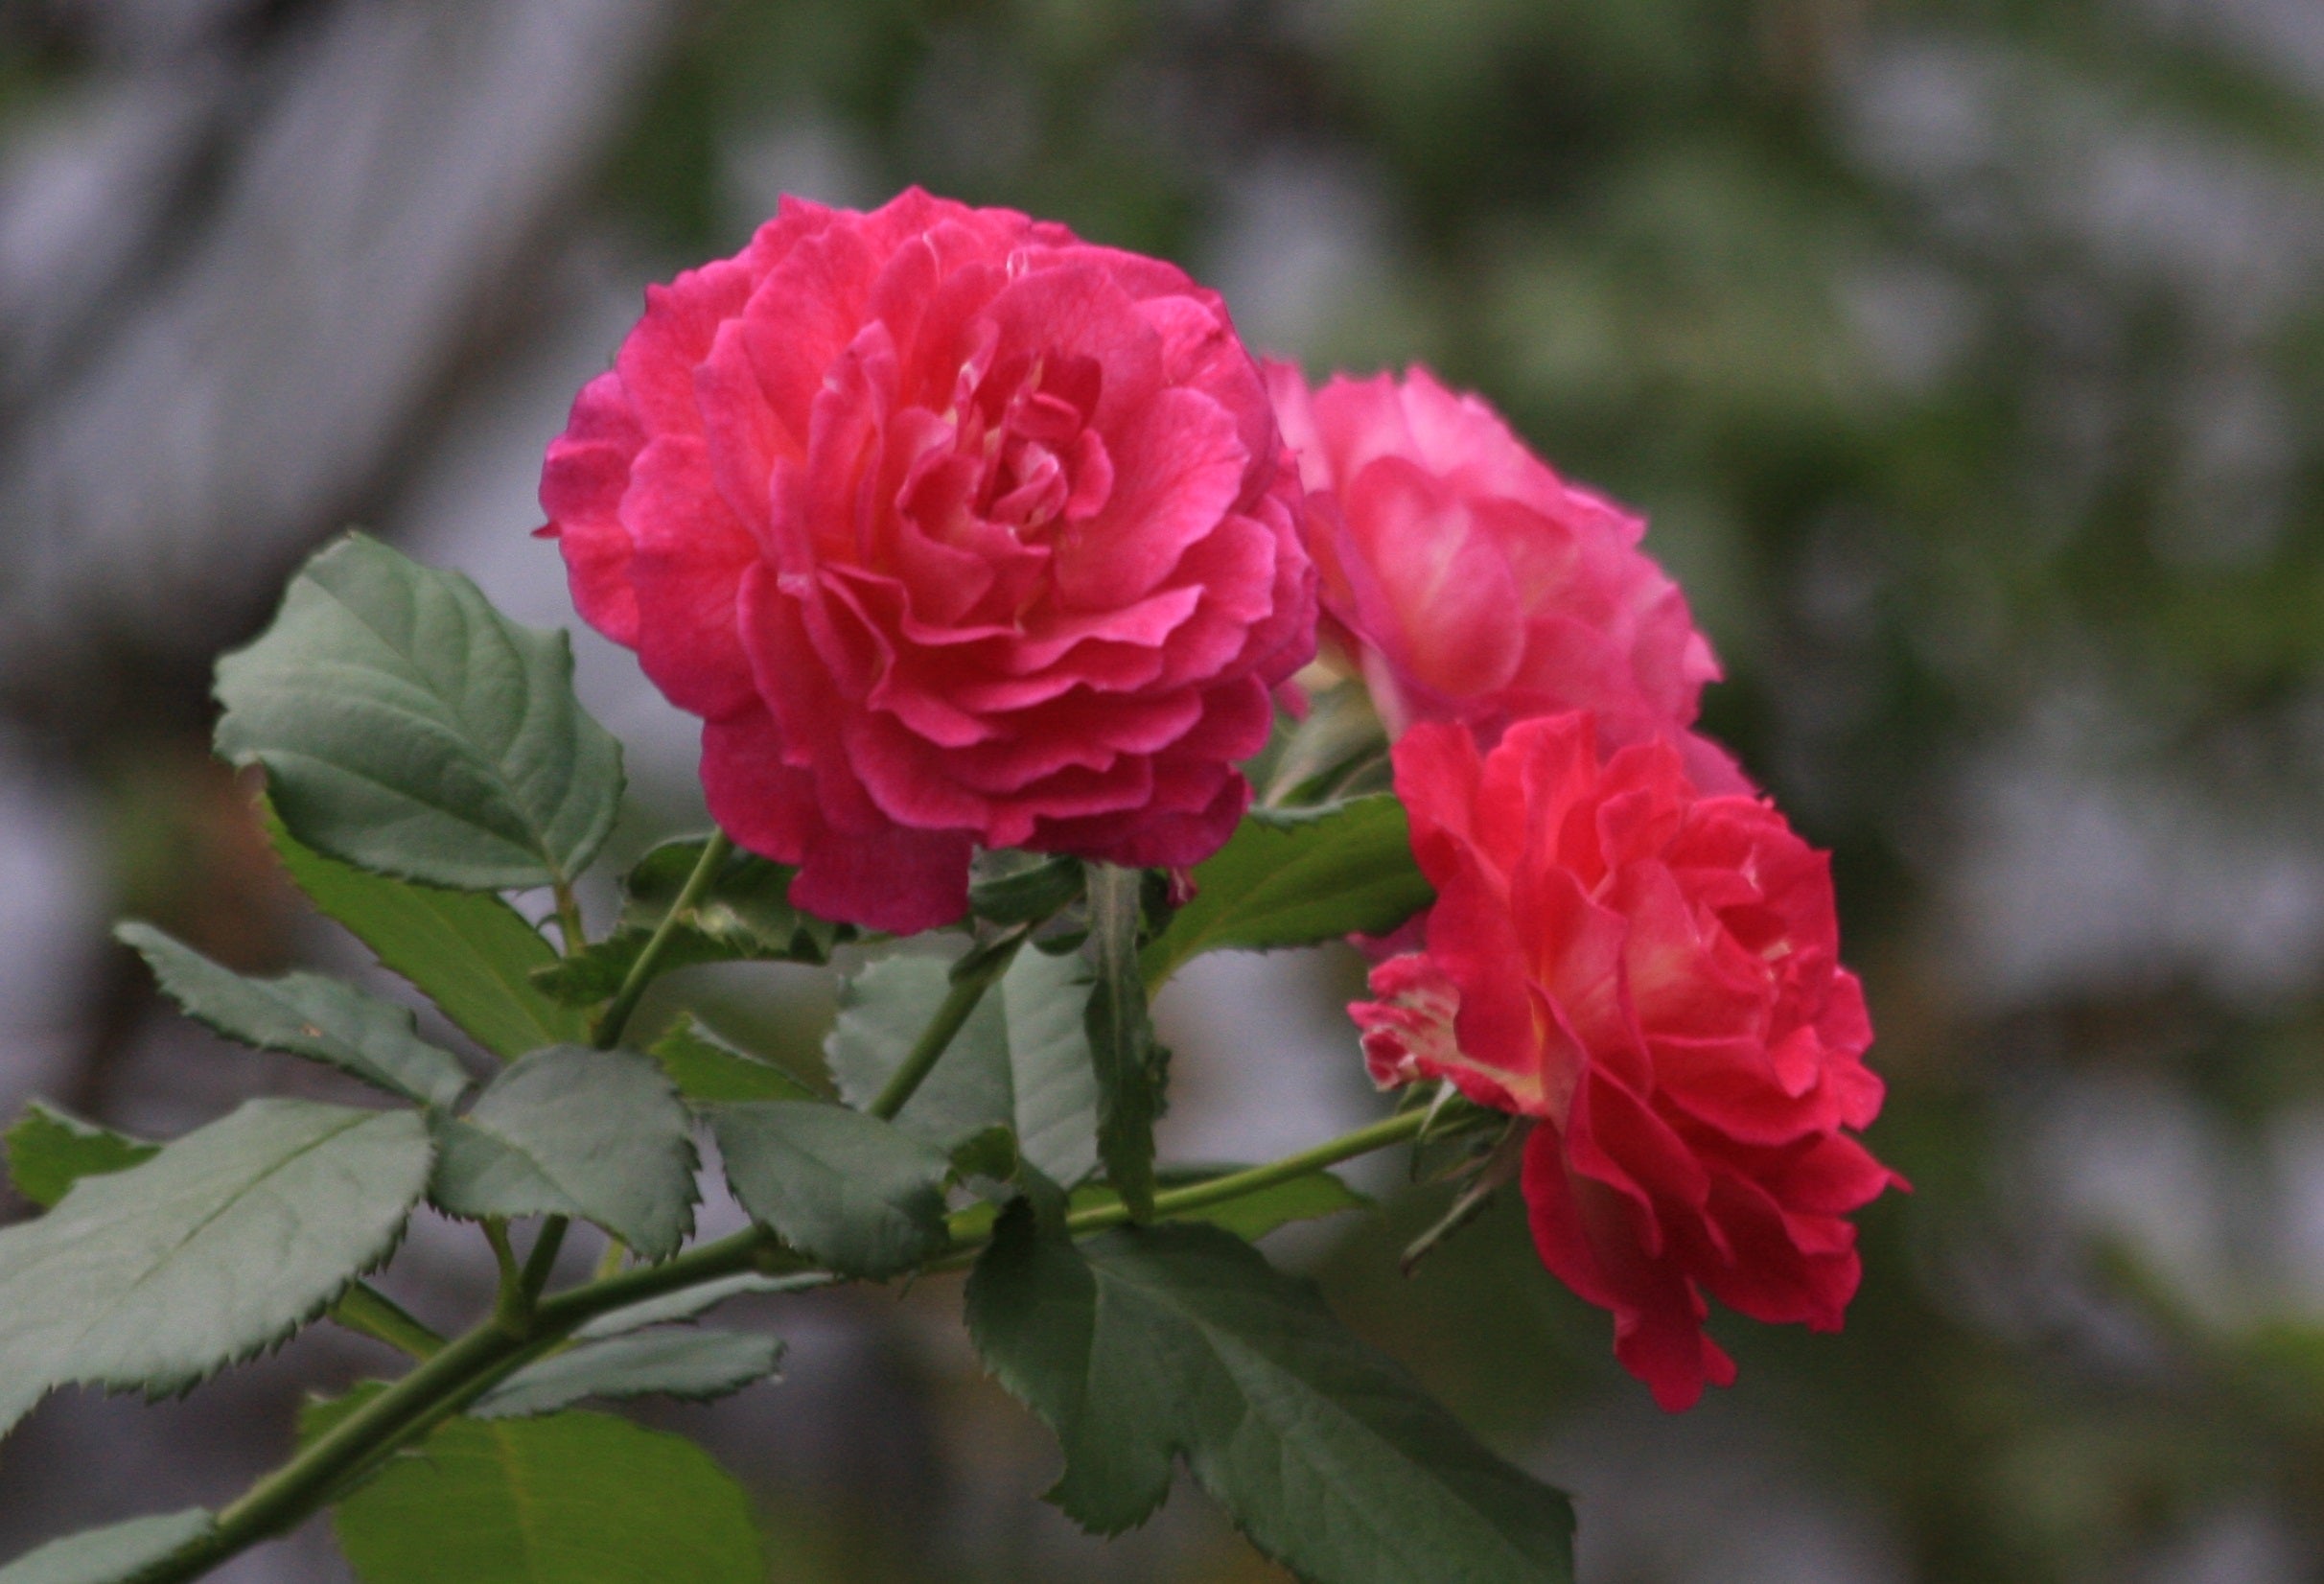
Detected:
[{"left": 963, "top": 352, "right": 1107, "bottom": 538}]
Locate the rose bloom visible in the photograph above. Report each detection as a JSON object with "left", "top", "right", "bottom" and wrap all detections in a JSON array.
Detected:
[
  {"left": 1352, "top": 712, "right": 1900, "bottom": 1409},
  {"left": 541, "top": 190, "right": 1314, "bottom": 932},
  {"left": 1267, "top": 363, "right": 1746, "bottom": 793}
]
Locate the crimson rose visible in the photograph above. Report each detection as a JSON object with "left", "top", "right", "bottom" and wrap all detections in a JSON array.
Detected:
[
  {"left": 1267, "top": 362, "right": 1745, "bottom": 793},
  {"left": 541, "top": 190, "right": 1314, "bottom": 931},
  {"left": 1352, "top": 713, "right": 1900, "bottom": 1409}
]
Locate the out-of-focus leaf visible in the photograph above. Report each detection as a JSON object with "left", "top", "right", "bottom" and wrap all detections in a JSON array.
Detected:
[
  {"left": 1139, "top": 796, "right": 1432, "bottom": 990},
  {"left": 430, "top": 1048, "right": 695, "bottom": 1261},
  {"left": 265, "top": 808, "right": 584, "bottom": 1059},
  {"left": 650, "top": 1017, "right": 822, "bottom": 1105},
  {"left": 0, "top": 1100, "right": 432, "bottom": 1441},
  {"left": 711, "top": 1103, "right": 950, "bottom": 1279},
  {"left": 327, "top": 1410, "right": 763, "bottom": 1584},
  {"left": 3, "top": 1105, "right": 157, "bottom": 1210},
  {"left": 471, "top": 1329, "right": 782, "bottom": 1419},
  {"left": 119, "top": 922, "right": 471, "bottom": 1108},
  {"left": 214, "top": 532, "right": 622, "bottom": 892},
  {"left": 966, "top": 1213, "right": 1575, "bottom": 1580},
  {"left": 573, "top": 1272, "right": 828, "bottom": 1340},
  {"left": 0, "top": 1508, "right": 213, "bottom": 1584}
]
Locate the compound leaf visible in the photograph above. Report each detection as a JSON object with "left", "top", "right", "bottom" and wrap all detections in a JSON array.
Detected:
[{"left": 966, "top": 1214, "right": 1575, "bottom": 1582}]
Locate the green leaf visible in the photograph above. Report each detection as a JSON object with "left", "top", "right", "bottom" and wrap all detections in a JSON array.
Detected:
[
  {"left": 0, "top": 1508, "right": 213, "bottom": 1584},
  {"left": 710, "top": 1103, "right": 950, "bottom": 1279},
  {"left": 118, "top": 922, "right": 471, "bottom": 1108},
  {"left": 1083, "top": 863, "right": 1162, "bottom": 1219},
  {"left": 651, "top": 1017, "right": 822, "bottom": 1105},
  {"left": 533, "top": 839, "right": 847, "bottom": 1006},
  {"left": 430, "top": 1048, "right": 696, "bottom": 1261},
  {"left": 329, "top": 1410, "right": 763, "bottom": 1584},
  {"left": 214, "top": 532, "right": 623, "bottom": 892},
  {"left": 265, "top": 806, "right": 585, "bottom": 1059},
  {"left": 1140, "top": 796, "right": 1434, "bottom": 990},
  {"left": 0, "top": 1099, "right": 432, "bottom": 1441},
  {"left": 825, "top": 947, "right": 1099, "bottom": 1184},
  {"left": 471, "top": 1329, "right": 782, "bottom": 1419},
  {"left": 4, "top": 1105, "right": 157, "bottom": 1210},
  {"left": 966, "top": 1215, "right": 1575, "bottom": 1581},
  {"left": 573, "top": 1272, "right": 828, "bottom": 1340}
]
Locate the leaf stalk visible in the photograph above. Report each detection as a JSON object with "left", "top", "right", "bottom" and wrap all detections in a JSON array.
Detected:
[{"left": 592, "top": 831, "right": 733, "bottom": 1049}]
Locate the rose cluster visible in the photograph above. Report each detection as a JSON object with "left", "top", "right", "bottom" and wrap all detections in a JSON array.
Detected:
[{"left": 540, "top": 189, "right": 1899, "bottom": 1408}]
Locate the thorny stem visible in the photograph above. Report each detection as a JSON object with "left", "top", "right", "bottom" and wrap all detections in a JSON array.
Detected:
[
  {"left": 131, "top": 1103, "right": 1431, "bottom": 1584},
  {"left": 592, "top": 830, "right": 733, "bottom": 1050}
]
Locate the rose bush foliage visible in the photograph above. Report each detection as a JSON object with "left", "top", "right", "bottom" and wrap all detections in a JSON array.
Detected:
[
  {"left": 542, "top": 189, "right": 1314, "bottom": 933},
  {"left": 0, "top": 185, "right": 1907, "bottom": 1584}
]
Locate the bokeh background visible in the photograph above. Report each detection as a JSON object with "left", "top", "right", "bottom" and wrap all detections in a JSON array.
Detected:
[{"left": 5, "top": 0, "right": 2324, "bottom": 1579}]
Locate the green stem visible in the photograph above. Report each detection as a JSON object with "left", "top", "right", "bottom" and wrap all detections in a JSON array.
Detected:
[
  {"left": 327, "top": 1283, "right": 443, "bottom": 1361},
  {"left": 518, "top": 1217, "right": 569, "bottom": 1308},
  {"left": 551, "top": 881, "right": 587, "bottom": 955},
  {"left": 128, "top": 1107, "right": 1429, "bottom": 1584},
  {"left": 1068, "top": 1106, "right": 1430, "bottom": 1235},
  {"left": 141, "top": 1320, "right": 529, "bottom": 1583},
  {"left": 593, "top": 831, "right": 733, "bottom": 1050},
  {"left": 481, "top": 1219, "right": 523, "bottom": 1330},
  {"left": 867, "top": 935, "right": 1021, "bottom": 1120}
]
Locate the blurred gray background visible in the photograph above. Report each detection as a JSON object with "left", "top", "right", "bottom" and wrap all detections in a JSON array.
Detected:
[{"left": 5, "top": 0, "right": 2324, "bottom": 1579}]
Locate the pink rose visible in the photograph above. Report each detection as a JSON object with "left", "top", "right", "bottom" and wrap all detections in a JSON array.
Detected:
[
  {"left": 540, "top": 190, "right": 1314, "bottom": 932},
  {"left": 1352, "top": 714, "right": 1901, "bottom": 1409},
  {"left": 1266, "top": 363, "right": 1745, "bottom": 793}
]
